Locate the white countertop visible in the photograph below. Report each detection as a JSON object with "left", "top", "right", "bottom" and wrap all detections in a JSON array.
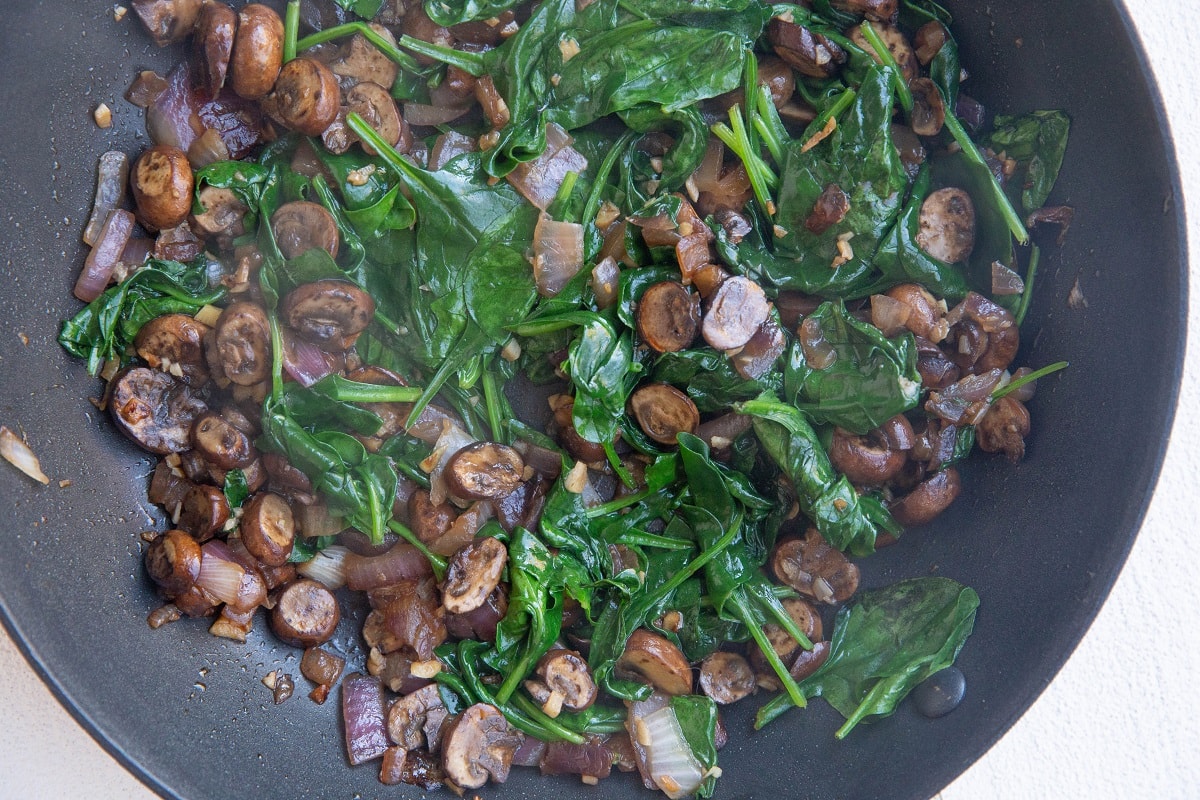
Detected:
[{"left": 3, "top": 1, "right": 1198, "bottom": 798}]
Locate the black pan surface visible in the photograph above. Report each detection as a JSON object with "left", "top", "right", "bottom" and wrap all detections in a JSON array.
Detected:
[{"left": 0, "top": 2, "right": 1185, "bottom": 799}]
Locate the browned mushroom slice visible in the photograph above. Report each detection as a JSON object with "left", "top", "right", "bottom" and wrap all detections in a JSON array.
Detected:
[
  {"left": 885, "top": 283, "right": 949, "bottom": 343},
  {"left": 190, "top": 412, "right": 256, "bottom": 470},
  {"left": 441, "top": 536, "right": 508, "bottom": 614},
  {"left": 134, "top": 313, "right": 211, "bottom": 386},
  {"left": 616, "top": 629, "right": 693, "bottom": 696},
  {"left": 637, "top": 281, "right": 700, "bottom": 353},
  {"left": 850, "top": 22, "right": 918, "bottom": 83},
  {"left": 494, "top": 474, "right": 549, "bottom": 534},
  {"left": 387, "top": 683, "right": 445, "bottom": 749},
  {"left": 271, "top": 201, "right": 340, "bottom": 260},
  {"left": 241, "top": 492, "right": 296, "bottom": 566},
  {"left": 283, "top": 280, "right": 375, "bottom": 350},
  {"left": 535, "top": 649, "right": 598, "bottom": 713},
  {"left": 443, "top": 443, "right": 525, "bottom": 501},
  {"left": 772, "top": 529, "right": 860, "bottom": 604},
  {"left": 976, "top": 396, "right": 1031, "bottom": 461},
  {"left": 145, "top": 529, "right": 203, "bottom": 595},
  {"left": 192, "top": 1, "right": 236, "bottom": 99},
  {"left": 408, "top": 489, "right": 457, "bottom": 546},
  {"left": 829, "top": 426, "right": 908, "bottom": 485},
  {"left": 914, "top": 21, "right": 949, "bottom": 64},
  {"left": 401, "top": 5, "right": 455, "bottom": 67},
  {"left": 130, "top": 145, "right": 194, "bottom": 232},
  {"left": 750, "top": 596, "right": 823, "bottom": 674},
  {"left": 702, "top": 276, "right": 771, "bottom": 351},
  {"left": 209, "top": 301, "right": 272, "bottom": 386},
  {"left": 805, "top": 183, "right": 851, "bottom": 235},
  {"left": 917, "top": 188, "right": 976, "bottom": 263},
  {"left": 110, "top": 366, "right": 208, "bottom": 455},
  {"left": 698, "top": 652, "right": 756, "bottom": 705},
  {"left": 910, "top": 78, "right": 946, "bottom": 136},
  {"left": 270, "top": 578, "right": 341, "bottom": 648},
  {"left": 889, "top": 467, "right": 961, "bottom": 526},
  {"left": 177, "top": 484, "right": 231, "bottom": 542},
  {"left": 330, "top": 24, "right": 401, "bottom": 89},
  {"left": 832, "top": 0, "right": 897, "bottom": 22},
  {"left": 628, "top": 383, "right": 700, "bottom": 446},
  {"left": 975, "top": 325, "right": 1020, "bottom": 373},
  {"left": 131, "top": 0, "right": 202, "bottom": 47},
  {"left": 767, "top": 18, "right": 846, "bottom": 78},
  {"left": 550, "top": 396, "right": 610, "bottom": 463},
  {"left": 230, "top": 3, "right": 284, "bottom": 100},
  {"left": 440, "top": 704, "right": 523, "bottom": 790},
  {"left": 190, "top": 185, "right": 248, "bottom": 243},
  {"left": 263, "top": 57, "right": 342, "bottom": 136},
  {"left": 346, "top": 82, "right": 410, "bottom": 156}
]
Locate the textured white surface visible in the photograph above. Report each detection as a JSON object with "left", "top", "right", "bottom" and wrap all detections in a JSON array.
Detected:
[{"left": 2, "top": 1, "right": 1198, "bottom": 799}]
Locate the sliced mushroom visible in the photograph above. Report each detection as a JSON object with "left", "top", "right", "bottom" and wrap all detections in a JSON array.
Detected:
[
  {"left": 975, "top": 324, "right": 1020, "bottom": 373},
  {"left": 628, "top": 383, "right": 700, "bottom": 446},
  {"left": 131, "top": 0, "right": 202, "bottom": 47},
  {"left": 330, "top": 24, "right": 401, "bottom": 89},
  {"left": 910, "top": 78, "right": 946, "bottom": 137},
  {"left": 387, "top": 683, "right": 445, "bottom": 750},
  {"left": 263, "top": 57, "right": 342, "bottom": 136},
  {"left": 270, "top": 578, "right": 341, "bottom": 647},
  {"left": 829, "top": 426, "right": 907, "bottom": 485},
  {"left": 271, "top": 201, "right": 340, "bottom": 260},
  {"left": 535, "top": 649, "right": 598, "bottom": 712},
  {"left": 789, "top": 640, "right": 831, "bottom": 681},
  {"left": 851, "top": 21, "right": 918, "bottom": 82},
  {"left": 731, "top": 317, "right": 787, "bottom": 381},
  {"left": 346, "top": 82, "right": 410, "bottom": 156},
  {"left": 917, "top": 188, "right": 976, "bottom": 264},
  {"left": 889, "top": 467, "right": 962, "bottom": 526},
  {"left": 192, "top": 1, "right": 236, "bottom": 98},
  {"left": 750, "top": 597, "right": 823, "bottom": 673},
  {"left": 914, "top": 21, "right": 949, "bottom": 64},
  {"left": 441, "top": 704, "right": 523, "bottom": 789},
  {"left": 190, "top": 412, "right": 255, "bottom": 470},
  {"left": 400, "top": 6, "right": 454, "bottom": 67},
  {"left": 443, "top": 443, "right": 525, "bottom": 501},
  {"left": 408, "top": 490, "right": 457, "bottom": 546},
  {"left": 616, "top": 629, "right": 693, "bottom": 696},
  {"left": 131, "top": 145, "right": 194, "bottom": 232},
  {"left": 110, "top": 367, "right": 208, "bottom": 455},
  {"left": 698, "top": 652, "right": 756, "bottom": 705},
  {"left": 702, "top": 276, "right": 771, "bottom": 351},
  {"left": 134, "top": 313, "right": 211, "bottom": 386},
  {"left": 772, "top": 529, "right": 860, "bottom": 604},
  {"left": 550, "top": 396, "right": 609, "bottom": 463},
  {"left": 916, "top": 336, "right": 961, "bottom": 388},
  {"left": 230, "top": 3, "right": 284, "bottom": 100},
  {"left": 282, "top": 280, "right": 376, "bottom": 350},
  {"left": 177, "top": 484, "right": 231, "bottom": 542},
  {"left": 768, "top": 18, "right": 846, "bottom": 79},
  {"left": 636, "top": 281, "right": 700, "bottom": 353},
  {"left": 241, "top": 491, "right": 296, "bottom": 566},
  {"left": 886, "top": 283, "right": 949, "bottom": 343},
  {"left": 441, "top": 536, "right": 508, "bottom": 614},
  {"left": 190, "top": 185, "right": 248, "bottom": 243},
  {"left": 976, "top": 396, "right": 1030, "bottom": 462},
  {"left": 209, "top": 301, "right": 271, "bottom": 386},
  {"left": 145, "top": 529, "right": 203, "bottom": 595}
]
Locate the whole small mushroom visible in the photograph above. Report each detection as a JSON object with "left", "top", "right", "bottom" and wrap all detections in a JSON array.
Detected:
[{"left": 130, "top": 145, "right": 194, "bottom": 232}]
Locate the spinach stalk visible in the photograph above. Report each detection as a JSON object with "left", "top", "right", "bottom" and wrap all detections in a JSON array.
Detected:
[{"left": 282, "top": 0, "right": 300, "bottom": 63}]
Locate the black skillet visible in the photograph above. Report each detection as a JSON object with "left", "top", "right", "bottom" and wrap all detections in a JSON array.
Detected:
[{"left": 0, "top": 1, "right": 1185, "bottom": 798}]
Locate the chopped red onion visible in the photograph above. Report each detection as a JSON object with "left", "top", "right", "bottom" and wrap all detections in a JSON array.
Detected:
[
  {"left": 533, "top": 214, "right": 585, "bottom": 297},
  {"left": 870, "top": 293, "right": 913, "bottom": 337},
  {"left": 344, "top": 543, "right": 433, "bottom": 591},
  {"left": 75, "top": 210, "right": 135, "bottom": 302},
  {"left": 146, "top": 63, "right": 203, "bottom": 152},
  {"left": 297, "top": 545, "right": 351, "bottom": 589},
  {"left": 507, "top": 123, "right": 588, "bottom": 210},
  {"left": 512, "top": 736, "right": 548, "bottom": 768},
  {"left": 428, "top": 130, "right": 478, "bottom": 171},
  {"left": 125, "top": 70, "right": 168, "bottom": 109},
  {"left": 83, "top": 151, "right": 129, "bottom": 247},
  {"left": 430, "top": 500, "right": 493, "bottom": 557},
  {"left": 281, "top": 329, "right": 336, "bottom": 388},
  {"left": 991, "top": 261, "right": 1025, "bottom": 296},
  {"left": 403, "top": 101, "right": 471, "bottom": 127},
  {"left": 196, "top": 541, "right": 247, "bottom": 606},
  {"left": 798, "top": 316, "right": 838, "bottom": 369},
  {"left": 541, "top": 738, "right": 614, "bottom": 779},
  {"left": 591, "top": 256, "right": 621, "bottom": 309},
  {"left": 342, "top": 674, "right": 391, "bottom": 765}
]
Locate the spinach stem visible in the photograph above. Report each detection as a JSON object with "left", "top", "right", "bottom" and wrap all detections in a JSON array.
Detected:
[
  {"left": 511, "top": 693, "right": 589, "bottom": 743},
  {"left": 320, "top": 377, "right": 424, "bottom": 404},
  {"left": 387, "top": 520, "right": 449, "bottom": 578},
  {"left": 582, "top": 131, "right": 637, "bottom": 227},
  {"left": 732, "top": 590, "right": 807, "bottom": 708},
  {"left": 942, "top": 111, "right": 1030, "bottom": 243},
  {"left": 481, "top": 367, "right": 507, "bottom": 443},
  {"left": 267, "top": 313, "right": 285, "bottom": 402},
  {"left": 800, "top": 88, "right": 856, "bottom": 145},
  {"left": 282, "top": 0, "right": 300, "bottom": 63},
  {"left": 1014, "top": 244, "right": 1040, "bottom": 326},
  {"left": 296, "top": 22, "right": 427, "bottom": 76},
  {"left": 753, "top": 83, "right": 789, "bottom": 166},
  {"left": 585, "top": 486, "right": 654, "bottom": 518},
  {"left": 860, "top": 22, "right": 913, "bottom": 113},
  {"left": 398, "top": 34, "right": 486, "bottom": 75},
  {"left": 990, "top": 360, "right": 1069, "bottom": 401}
]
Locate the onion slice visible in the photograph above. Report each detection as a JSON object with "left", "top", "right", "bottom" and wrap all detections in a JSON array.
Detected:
[
  {"left": 342, "top": 674, "right": 391, "bottom": 766},
  {"left": 641, "top": 706, "right": 705, "bottom": 799},
  {"left": 0, "top": 426, "right": 50, "bottom": 485},
  {"left": 75, "top": 209, "right": 135, "bottom": 302},
  {"left": 83, "top": 151, "right": 129, "bottom": 247},
  {"left": 507, "top": 123, "right": 588, "bottom": 210},
  {"left": 296, "top": 544, "right": 351, "bottom": 589},
  {"left": 532, "top": 213, "right": 584, "bottom": 297}
]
